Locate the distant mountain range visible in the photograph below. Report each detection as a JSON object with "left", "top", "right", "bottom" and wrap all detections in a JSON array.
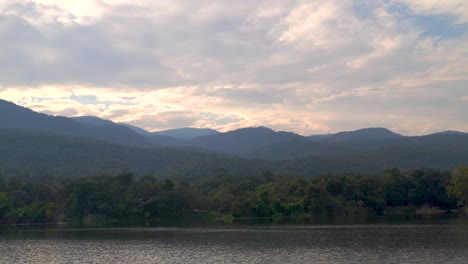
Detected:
[
  {"left": 72, "top": 116, "right": 219, "bottom": 140},
  {"left": 308, "top": 127, "right": 403, "bottom": 141},
  {"left": 152, "top": 127, "right": 219, "bottom": 139},
  {"left": 0, "top": 100, "right": 152, "bottom": 148},
  {"left": 0, "top": 99, "right": 467, "bottom": 177}
]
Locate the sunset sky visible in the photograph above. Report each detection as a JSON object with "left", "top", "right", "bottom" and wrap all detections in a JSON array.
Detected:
[{"left": 0, "top": 0, "right": 467, "bottom": 135}]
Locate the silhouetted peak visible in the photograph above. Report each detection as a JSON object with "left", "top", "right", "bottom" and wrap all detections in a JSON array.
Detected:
[
  {"left": 309, "top": 127, "right": 402, "bottom": 141},
  {"left": 228, "top": 126, "right": 274, "bottom": 134},
  {"left": 339, "top": 127, "right": 401, "bottom": 137},
  {"left": 73, "top": 116, "right": 115, "bottom": 126},
  {"left": 152, "top": 127, "right": 219, "bottom": 139},
  {"left": 427, "top": 130, "right": 467, "bottom": 136},
  {"left": 0, "top": 99, "right": 35, "bottom": 114}
]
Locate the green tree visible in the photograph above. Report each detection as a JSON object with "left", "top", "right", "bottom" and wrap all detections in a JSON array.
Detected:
[
  {"left": 0, "top": 192, "right": 12, "bottom": 220},
  {"left": 381, "top": 170, "right": 414, "bottom": 206},
  {"left": 70, "top": 178, "right": 98, "bottom": 219},
  {"left": 0, "top": 174, "right": 5, "bottom": 192},
  {"left": 408, "top": 170, "right": 454, "bottom": 209},
  {"left": 448, "top": 166, "right": 468, "bottom": 207},
  {"left": 231, "top": 194, "right": 255, "bottom": 217}
]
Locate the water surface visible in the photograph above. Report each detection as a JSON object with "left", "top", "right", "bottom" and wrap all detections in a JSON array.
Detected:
[{"left": 1, "top": 215, "right": 467, "bottom": 264}]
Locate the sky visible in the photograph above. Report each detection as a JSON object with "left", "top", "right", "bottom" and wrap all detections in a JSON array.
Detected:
[{"left": 0, "top": 0, "right": 467, "bottom": 135}]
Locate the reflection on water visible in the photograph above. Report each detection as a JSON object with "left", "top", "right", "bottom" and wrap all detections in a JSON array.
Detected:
[{"left": 1, "top": 214, "right": 468, "bottom": 264}]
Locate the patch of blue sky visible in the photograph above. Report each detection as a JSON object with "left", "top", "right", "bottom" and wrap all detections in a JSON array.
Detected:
[
  {"left": 412, "top": 15, "right": 467, "bottom": 38},
  {"left": 70, "top": 94, "right": 99, "bottom": 105},
  {"left": 30, "top": 96, "right": 68, "bottom": 102},
  {"left": 385, "top": 2, "right": 467, "bottom": 39},
  {"left": 352, "top": 1, "right": 379, "bottom": 19},
  {"left": 70, "top": 94, "right": 134, "bottom": 107}
]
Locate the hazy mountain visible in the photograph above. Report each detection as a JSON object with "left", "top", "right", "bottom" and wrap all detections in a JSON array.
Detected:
[
  {"left": 119, "top": 123, "right": 152, "bottom": 137},
  {"left": 0, "top": 99, "right": 80, "bottom": 132},
  {"left": 190, "top": 126, "right": 305, "bottom": 155},
  {"left": 428, "top": 130, "right": 468, "bottom": 136},
  {"left": 308, "top": 127, "right": 403, "bottom": 141},
  {"left": 152, "top": 127, "right": 219, "bottom": 139},
  {"left": 273, "top": 137, "right": 468, "bottom": 175},
  {"left": 0, "top": 100, "right": 152, "bottom": 148},
  {"left": 252, "top": 139, "right": 346, "bottom": 160},
  {"left": 2, "top": 100, "right": 467, "bottom": 171},
  {"left": 72, "top": 116, "right": 114, "bottom": 126},
  {"left": 1, "top": 128, "right": 466, "bottom": 179},
  {"left": 253, "top": 132, "right": 468, "bottom": 161},
  {"left": 0, "top": 129, "right": 269, "bottom": 178},
  {"left": 149, "top": 134, "right": 189, "bottom": 146},
  {"left": 73, "top": 116, "right": 155, "bottom": 138}
]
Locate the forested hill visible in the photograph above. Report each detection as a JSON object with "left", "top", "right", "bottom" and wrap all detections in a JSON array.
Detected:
[
  {"left": 1, "top": 99, "right": 467, "bottom": 176},
  {"left": 0, "top": 99, "right": 152, "bottom": 147},
  {"left": 151, "top": 127, "right": 219, "bottom": 139},
  {"left": 0, "top": 129, "right": 271, "bottom": 178},
  {"left": 190, "top": 127, "right": 304, "bottom": 155},
  {"left": 0, "top": 129, "right": 467, "bottom": 179},
  {"left": 308, "top": 127, "right": 404, "bottom": 141},
  {"left": 250, "top": 133, "right": 468, "bottom": 160}
]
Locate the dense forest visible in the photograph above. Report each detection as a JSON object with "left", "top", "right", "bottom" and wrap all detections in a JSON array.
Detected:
[{"left": 0, "top": 166, "right": 467, "bottom": 224}]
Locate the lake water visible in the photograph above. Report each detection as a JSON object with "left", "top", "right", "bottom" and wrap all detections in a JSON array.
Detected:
[{"left": 1, "top": 215, "right": 468, "bottom": 264}]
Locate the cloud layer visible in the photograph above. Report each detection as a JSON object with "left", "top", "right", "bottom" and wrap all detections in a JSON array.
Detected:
[{"left": 1, "top": 0, "right": 467, "bottom": 135}]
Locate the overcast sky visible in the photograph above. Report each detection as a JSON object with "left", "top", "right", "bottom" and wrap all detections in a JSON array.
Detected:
[{"left": 0, "top": 0, "right": 467, "bottom": 135}]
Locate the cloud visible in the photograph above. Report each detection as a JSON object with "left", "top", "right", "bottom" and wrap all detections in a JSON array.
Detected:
[
  {"left": 0, "top": 0, "right": 467, "bottom": 135},
  {"left": 395, "top": 0, "right": 468, "bottom": 23}
]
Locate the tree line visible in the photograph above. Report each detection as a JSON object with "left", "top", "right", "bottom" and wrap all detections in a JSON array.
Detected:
[{"left": 0, "top": 166, "right": 467, "bottom": 224}]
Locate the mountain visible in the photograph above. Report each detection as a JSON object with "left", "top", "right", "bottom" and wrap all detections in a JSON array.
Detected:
[
  {"left": 253, "top": 131, "right": 468, "bottom": 160},
  {"left": 190, "top": 126, "right": 305, "bottom": 156},
  {"left": 0, "top": 129, "right": 269, "bottom": 178},
  {"left": 189, "top": 127, "right": 406, "bottom": 159},
  {"left": 428, "top": 130, "right": 468, "bottom": 136},
  {"left": 152, "top": 127, "right": 219, "bottom": 139},
  {"left": 0, "top": 128, "right": 466, "bottom": 179},
  {"left": 251, "top": 139, "right": 343, "bottom": 160},
  {"left": 0, "top": 99, "right": 79, "bottom": 132},
  {"left": 2, "top": 99, "right": 467, "bottom": 173},
  {"left": 0, "top": 100, "right": 152, "bottom": 148},
  {"left": 72, "top": 116, "right": 114, "bottom": 126},
  {"left": 273, "top": 137, "right": 468, "bottom": 175},
  {"left": 120, "top": 123, "right": 152, "bottom": 137},
  {"left": 308, "top": 127, "right": 403, "bottom": 141},
  {"left": 149, "top": 134, "right": 189, "bottom": 147}
]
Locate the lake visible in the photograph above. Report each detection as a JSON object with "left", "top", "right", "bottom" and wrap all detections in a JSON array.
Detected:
[{"left": 1, "top": 214, "right": 468, "bottom": 264}]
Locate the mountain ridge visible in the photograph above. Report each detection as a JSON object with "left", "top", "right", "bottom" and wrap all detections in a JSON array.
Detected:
[
  {"left": 152, "top": 127, "right": 219, "bottom": 140},
  {"left": 2, "top": 99, "right": 467, "bottom": 163},
  {"left": 1, "top": 128, "right": 466, "bottom": 179},
  {"left": 4, "top": 99, "right": 466, "bottom": 138},
  {"left": 308, "top": 127, "right": 403, "bottom": 141},
  {"left": 0, "top": 99, "right": 152, "bottom": 148}
]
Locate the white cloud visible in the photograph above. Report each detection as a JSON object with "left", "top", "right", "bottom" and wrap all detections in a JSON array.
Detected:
[{"left": 0, "top": 0, "right": 467, "bottom": 135}]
